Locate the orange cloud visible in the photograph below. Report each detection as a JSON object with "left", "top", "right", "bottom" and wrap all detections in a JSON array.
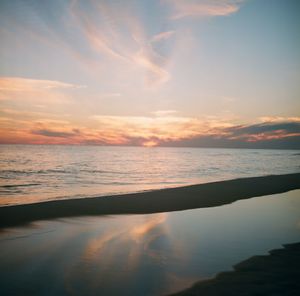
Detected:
[
  {"left": 0, "top": 77, "right": 85, "bottom": 92},
  {"left": 0, "top": 77, "right": 84, "bottom": 106},
  {"left": 0, "top": 110, "right": 219, "bottom": 145},
  {"left": 1, "top": 101, "right": 299, "bottom": 149},
  {"left": 259, "top": 116, "right": 300, "bottom": 123},
  {"left": 152, "top": 110, "right": 178, "bottom": 117},
  {"left": 229, "top": 130, "right": 300, "bottom": 142}
]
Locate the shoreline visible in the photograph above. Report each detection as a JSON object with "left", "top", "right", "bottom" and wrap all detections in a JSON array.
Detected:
[
  {"left": 0, "top": 172, "right": 299, "bottom": 228},
  {"left": 170, "top": 242, "right": 300, "bottom": 295}
]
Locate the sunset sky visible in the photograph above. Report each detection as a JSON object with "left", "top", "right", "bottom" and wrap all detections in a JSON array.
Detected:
[{"left": 0, "top": 0, "right": 299, "bottom": 148}]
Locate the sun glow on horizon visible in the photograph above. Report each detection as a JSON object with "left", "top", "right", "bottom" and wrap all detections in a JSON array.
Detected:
[{"left": 142, "top": 140, "right": 159, "bottom": 147}]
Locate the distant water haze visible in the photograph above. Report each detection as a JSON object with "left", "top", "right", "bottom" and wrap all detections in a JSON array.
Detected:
[{"left": 0, "top": 145, "right": 299, "bottom": 206}]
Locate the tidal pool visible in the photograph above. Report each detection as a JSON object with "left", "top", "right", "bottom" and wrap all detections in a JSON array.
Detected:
[{"left": 0, "top": 190, "right": 299, "bottom": 295}]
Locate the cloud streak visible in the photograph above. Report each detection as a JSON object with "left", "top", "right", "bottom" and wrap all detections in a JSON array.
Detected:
[
  {"left": 68, "top": 0, "right": 174, "bottom": 87},
  {"left": 165, "top": 0, "right": 244, "bottom": 19},
  {"left": 0, "top": 76, "right": 86, "bottom": 113},
  {"left": 151, "top": 30, "right": 175, "bottom": 43},
  {"left": 31, "top": 128, "right": 80, "bottom": 138},
  {"left": 0, "top": 77, "right": 85, "bottom": 93}
]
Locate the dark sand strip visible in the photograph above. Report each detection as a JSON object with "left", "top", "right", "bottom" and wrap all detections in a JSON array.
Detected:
[
  {"left": 170, "top": 242, "right": 300, "bottom": 296},
  {"left": 0, "top": 173, "right": 299, "bottom": 228}
]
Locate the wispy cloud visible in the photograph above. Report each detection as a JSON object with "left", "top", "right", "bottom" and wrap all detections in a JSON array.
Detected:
[
  {"left": 1, "top": 0, "right": 245, "bottom": 89},
  {"left": 165, "top": 0, "right": 243, "bottom": 19},
  {"left": 259, "top": 116, "right": 300, "bottom": 123},
  {"left": 224, "top": 121, "right": 300, "bottom": 142},
  {"left": 133, "top": 47, "right": 171, "bottom": 86},
  {"left": 0, "top": 77, "right": 85, "bottom": 92},
  {"left": 0, "top": 76, "right": 85, "bottom": 110},
  {"left": 151, "top": 31, "right": 175, "bottom": 43},
  {"left": 68, "top": 1, "right": 173, "bottom": 87},
  {"left": 152, "top": 110, "right": 178, "bottom": 117},
  {"left": 31, "top": 128, "right": 80, "bottom": 138}
]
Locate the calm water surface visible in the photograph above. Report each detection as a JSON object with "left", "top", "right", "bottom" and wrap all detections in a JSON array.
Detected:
[
  {"left": 0, "top": 145, "right": 299, "bottom": 206},
  {"left": 0, "top": 190, "right": 299, "bottom": 295}
]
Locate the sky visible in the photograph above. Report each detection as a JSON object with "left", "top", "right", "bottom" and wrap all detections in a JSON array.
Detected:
[{"left": 0, "top": 0, "right": 299, "bottom": 148}]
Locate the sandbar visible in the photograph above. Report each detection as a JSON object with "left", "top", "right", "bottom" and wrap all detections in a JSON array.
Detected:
[{"left": 0, "top": 173, "right": 299, "bottom": 228}]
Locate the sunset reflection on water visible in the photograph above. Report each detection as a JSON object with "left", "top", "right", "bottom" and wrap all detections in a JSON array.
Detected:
[{"left": 0, "top": 190, "right": 300, "bottom": 295}]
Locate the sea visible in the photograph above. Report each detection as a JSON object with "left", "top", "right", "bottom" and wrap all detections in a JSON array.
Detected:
[{"left": 0, "top": 144, "right": 299, "bottom": 206}]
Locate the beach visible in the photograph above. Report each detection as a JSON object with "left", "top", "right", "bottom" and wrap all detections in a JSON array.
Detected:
[
  {"left": 171, "top": 242, "right": 300, "bottom": 296},
  {"left": 1, "top": 173, "right": 299, "bottom": 228}
]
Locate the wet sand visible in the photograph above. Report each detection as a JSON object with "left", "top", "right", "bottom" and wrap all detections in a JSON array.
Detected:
[
  {"left": 1, "top": 173, "right": 299, "bottom": 228},
  {"left": 171, "top": 242, "right": 300, "bottom": 296}
]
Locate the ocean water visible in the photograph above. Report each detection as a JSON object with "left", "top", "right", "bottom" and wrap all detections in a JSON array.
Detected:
[{"left": 0, "top": 145, "right": 299, "bottom": 206}]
